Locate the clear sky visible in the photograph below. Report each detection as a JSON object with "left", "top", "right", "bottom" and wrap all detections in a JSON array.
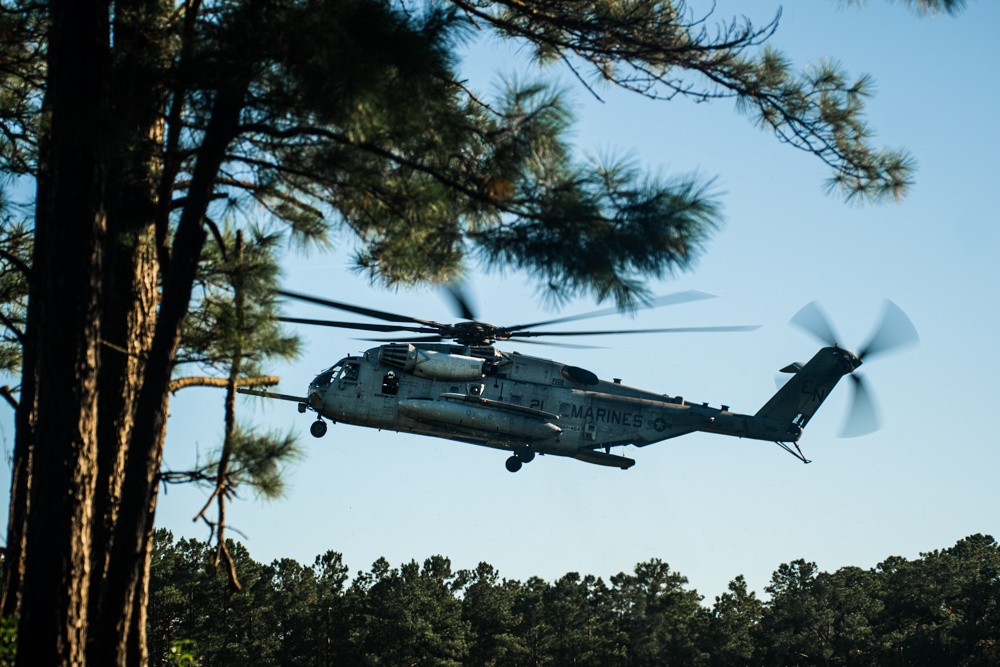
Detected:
[{"left": 3, "top": 1, "right": 999, "bottom": 603}]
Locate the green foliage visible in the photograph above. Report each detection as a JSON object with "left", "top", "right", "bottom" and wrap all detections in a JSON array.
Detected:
[
  {"left": 212, "top": 425, "right": 301, "bottom": 500},
  {"left": 179, "top": 225, "right": 299, "bottom": 377},
  {"left": 759, "top": 561, "right": 885, "bottom": 665},
  {"left": 0, "top": 215, "right": 29, "bottom": 376},
  {"left": 753, "top": 535, "right": 1000, "bottom": 666},
  {"left": 453, "top": 0, "right": 931, "bottom": 208},
  {"left": 166, "top": 639, "right": 200, "bottom": 667},
  {"left": 0, "top": 0, "right": 977, "bottom": 341},
  {"left": 542, "top": 572, "right": 623, "bottom": 666},
  {"left": 0, "top": 5, "right": 42, "bottom": 178},
  {"left": 709, "top": 575, "right": 763, "bottom": 667},
  {"left": 149, "top": 530, "right": 275, "bottom": 665},
  {"left": 611, "top": 558, "right": 711, "bottom": 666},
  {"left": 147, "top": 531, "right": 1000, "bottom": 667},
  {"left": 0, "top": 614, "right": 15, "bottom": 667},
  {"left": 132, "top": 0, "right": 965, "bottom": 310},
  {"left": 462, "top": 563, "right": 527, "bottom": 665},
  {"left": 871, "top": 534, "right": 1000, "bottom": 666},
  {"left": 349, "top": 555, "right": 471, "bottom": 665}
]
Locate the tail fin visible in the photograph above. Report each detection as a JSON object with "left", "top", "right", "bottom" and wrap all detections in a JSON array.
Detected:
[{"left": 755, "top": 346, "right": 859, "bottom": 429}]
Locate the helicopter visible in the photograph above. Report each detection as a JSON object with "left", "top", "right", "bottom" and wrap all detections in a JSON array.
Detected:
[{"left": 238, "top": 290, "right": 918, "bottom": 472}]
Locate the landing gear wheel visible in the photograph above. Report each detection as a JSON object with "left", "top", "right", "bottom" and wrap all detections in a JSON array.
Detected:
[
  {"left": 516, "top": 445, "right": 535, "bottom": 463},
  {"left": 310, "top": 420, "right": 328, "bottom": 438},
  {"left": 505, "top": 456, "right": 523, "bottom": 473}
]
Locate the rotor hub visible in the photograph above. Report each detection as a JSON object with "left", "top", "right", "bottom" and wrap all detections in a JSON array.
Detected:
[
  {"left": 819, "top": 344, "right": 862, "bottom": 374},
  {"left": 832, "top": 347, "right": 863, "bottom": 375},
  {"left": 451, "top": 321, "right": 505, "bottom": 346}
]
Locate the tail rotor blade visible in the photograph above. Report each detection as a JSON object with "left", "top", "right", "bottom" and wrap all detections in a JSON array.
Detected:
[
  {"left": 840, "top": 373, "right": 881, "bottom": 438},
  {"left": 859, "top": 299, "right": 919, "bottom": 360},
  {"left": 790, "top": 301, "right": 840, "bottom": 346}
]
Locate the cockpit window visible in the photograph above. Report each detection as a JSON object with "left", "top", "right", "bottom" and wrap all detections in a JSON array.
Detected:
[
  {"left": 314, "top": 366, "right": 339, "bottom": 388},
  {"left": 313, "top": 359, "right": 360, "bottom": 388}
]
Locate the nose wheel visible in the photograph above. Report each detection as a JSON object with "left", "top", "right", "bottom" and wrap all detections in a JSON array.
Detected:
[{"left": 310, "top": 419, "right": 328, "bottom": 438}]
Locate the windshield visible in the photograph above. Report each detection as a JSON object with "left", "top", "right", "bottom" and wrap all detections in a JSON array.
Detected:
[{"left": 312, "top": 364, "right": 341, "bottom": 390}]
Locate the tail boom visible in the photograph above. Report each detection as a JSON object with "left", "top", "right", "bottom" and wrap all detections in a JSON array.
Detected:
[{"left": 691, "top": 346, "right": 859, "bottom": 449}]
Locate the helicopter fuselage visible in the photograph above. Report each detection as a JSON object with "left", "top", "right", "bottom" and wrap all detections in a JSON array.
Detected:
[{"left": 300, "top": 342, "right": 808, "bottom": 470}]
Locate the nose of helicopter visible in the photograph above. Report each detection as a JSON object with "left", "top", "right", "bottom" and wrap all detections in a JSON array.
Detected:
[
  {"left": 308, "top": 387, "right": 325, "bottom": 409},
  {"left": 307, "top": 365, "right": 339, "bottom": 409},
  {"left": 307, "top": 377, "right": 328, "bottom": 409}
]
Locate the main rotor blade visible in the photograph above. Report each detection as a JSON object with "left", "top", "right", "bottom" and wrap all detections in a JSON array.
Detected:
[
  {"left": 502, "top": 338, "right": 603, "bottom": 349},
  {"left": 858, "top": 299, "right": 919, "bottom": 360},
  {"left": 508, "top": 324, "right": 760, "bottom": 338},
  {"left": 506, "top": 290, "right": 718, "bottom": 332},
  {"left": 279, "top": 290, "right": 445, "bottom": 328},
  {"left": 840, "top": 373, "right": 881, "bottom": 438},
  {"left": 790, "top": 301, "right": 840, "bottom": 346},
  {"left": 278, "top": 316, "right": 439, "bottom": 335},
  {"left": 361, "top": 334, "right": 602, "bottom": 349},
  {"left": 442, "top": 282, "right": 477, "bottom": 321},
  {"left": 361, "top": 335, "right": 446, "bottom": 343}
]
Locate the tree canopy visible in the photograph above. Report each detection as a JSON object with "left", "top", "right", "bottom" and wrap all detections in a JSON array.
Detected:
[{"left": 139, "top": 531, "right": 1000, "bottom": 666}]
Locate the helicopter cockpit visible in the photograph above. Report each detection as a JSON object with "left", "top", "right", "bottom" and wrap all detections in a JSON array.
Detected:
[{"left": 308, "top": 359, "right": 360, "bottom": 407}]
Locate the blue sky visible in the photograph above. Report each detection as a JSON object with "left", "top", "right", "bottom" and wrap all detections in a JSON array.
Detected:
[{"left": 3, "top": 1, "right": 999, "bottom": 602}]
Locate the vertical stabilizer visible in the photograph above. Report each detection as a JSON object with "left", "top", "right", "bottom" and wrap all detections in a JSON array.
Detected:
[{"left": 755, "top": 346, "right": 860, "bottom": 429}]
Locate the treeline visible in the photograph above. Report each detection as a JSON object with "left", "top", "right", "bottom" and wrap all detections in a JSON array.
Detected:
[{"left": 149, "top": 530, "right": 1000, "bottom": 666}]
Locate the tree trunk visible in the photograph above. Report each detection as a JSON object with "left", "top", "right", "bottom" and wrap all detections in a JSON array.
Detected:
[
  {"left": 14, "top": 0, "right": 266, "bottom": 662},
  {"left": 87, "top": 0, "right": 168, "bottom": 659},
  {"left": 94, "top": 70, "right": 250, "bottom": 665},
  {"left": 88, "top": 222, "right": 159, "bottom": 666},
  {"left": 15, "top": 0, "right": 109, "bottom": 664}
]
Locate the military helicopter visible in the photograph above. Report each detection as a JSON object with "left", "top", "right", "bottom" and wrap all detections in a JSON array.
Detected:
[{"left": 239, "top": 290, "right": 917, "bottom": 472}]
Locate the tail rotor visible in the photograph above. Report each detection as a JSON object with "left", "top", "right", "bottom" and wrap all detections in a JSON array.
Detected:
[{"left": 790, "top": 299, "right": 918, "bottom": 438}]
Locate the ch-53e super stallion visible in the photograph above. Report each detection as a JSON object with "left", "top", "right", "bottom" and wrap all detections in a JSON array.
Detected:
[{"left": 239, "top": 291, "right": 917, "bottom": 472}]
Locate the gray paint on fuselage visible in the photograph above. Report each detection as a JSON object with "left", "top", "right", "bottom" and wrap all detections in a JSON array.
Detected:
[{"left": 314, "top": 346, "right": 730, "bottom": 455}]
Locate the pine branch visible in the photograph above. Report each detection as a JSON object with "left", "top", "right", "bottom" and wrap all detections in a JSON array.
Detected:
[{"left": 168, "top": 374, "right": 279, "bottom": 393}]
